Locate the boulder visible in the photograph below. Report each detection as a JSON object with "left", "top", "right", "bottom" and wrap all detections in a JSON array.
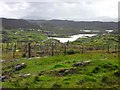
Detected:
[
  {"left": 58, "top": 69, "right": 68, "bottom": 73},
  {"left": 64, "top": 70, "right": 69, "bottom": 73},
  {"left": 0, "top": 76, "right": 7, "bottom": 82},
  {"left": 14, "top": 63, "right": 26, "bottom": 71},
  {"left": 20, "top": 73, "right": 30, "bottom": 77},
  {"left": 57, "top": 68, "right": 77, "bottom": 76},
  {"left": 84, "top": 60, "right": 91, "bottom": 64},
  {"left": 73, "top": 62, "right": 83, "bottom": 66},
  {"left": 57, "top": 69, "right": 68, "bottom": 76},
  {"left": 0, "top": 60, "right": 5, "bottom": 63},
  {"left": 73, "top": 60, "right": 91, "bottom": 67}
]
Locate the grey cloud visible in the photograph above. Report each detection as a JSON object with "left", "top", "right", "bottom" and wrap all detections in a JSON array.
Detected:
[
  {"left": 0, "top": 0, "right": 119, "bottom": 21},
  {"left": 22, "top": 2, "right": 97, "bottom": 20}
]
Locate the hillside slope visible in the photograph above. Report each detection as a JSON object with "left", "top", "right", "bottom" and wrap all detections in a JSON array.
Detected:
[
  {"left": 2, "top": 18, "right": 40, "bottom": 29},
  {"left": 30, "top": 20, "right": 118, "bottom": 34},
  {"left": 2, "top": 53, "right": 119, "bottom": 88},
  {"left": 1, "top": 18, "right": 118, "bottom": 35}
]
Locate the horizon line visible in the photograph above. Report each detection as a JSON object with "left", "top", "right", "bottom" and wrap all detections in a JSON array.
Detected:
[{"left": 0, "top": 17, "right": 118, "bottom": 22}]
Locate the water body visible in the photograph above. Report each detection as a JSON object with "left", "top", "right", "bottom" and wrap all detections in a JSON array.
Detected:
[{"left": 48, "top": 34, "right": 97, "bottom": 43}]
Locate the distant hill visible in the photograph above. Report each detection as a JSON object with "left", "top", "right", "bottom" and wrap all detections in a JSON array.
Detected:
[
  {"left": 1, "top": 18, "right": 118, "bottom": 35},
  {"left": 30, "top": 20, "right": 117, "bottom": 30},
  {"left": 30, "top": 20, "right": 118, "bottom": 35},
  {"left": 2, "top": 18, "right": 40, "bottom": 29}
]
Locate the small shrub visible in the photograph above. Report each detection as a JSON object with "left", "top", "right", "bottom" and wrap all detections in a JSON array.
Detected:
[
  {"left": 84, "top": 76, "right": 96, "bottom": 82},
  {"left": 64, "top": 81, "right": 69, "bottom": 84},
  {"left": 53, "top": 64, "right": 64, "bottom": 68},
  {"left": 22, "top": 54, "right": 26, "bottom": 57},
  {"left": 92, "top": 66, "right": 101, "bottom": 73},
  {"left": 101, "top": 76, "right": 109, "bottom": 83},
  {"left": 66, "top": 50, "right": 75, "bottom": 55},
  {"left": 34, "top": 76, "right": 40, "bottom": 82},
  {"left": 52, "top": 83, "right": 61, "bottom": 88},
  {"left": 114, "top": 70, "right": 120, "bottom": 77},
  {"left": 101, "top": 63, "right": 118, "bottom": 71},
  {"left": 76, "top": 80, "right": 84, "bottom": 85},
  {"left": 38, "top": 71, "right": 45, "bottom": 76},
  {"left": 64, "top": 78, "right": 70, "bottom": 81}
]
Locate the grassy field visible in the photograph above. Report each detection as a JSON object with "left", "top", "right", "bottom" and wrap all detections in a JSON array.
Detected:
[
  {"left": 1, "top": 30, "right": 119, "bottom": 88},
  {"left": 2, "top": 29, "right": 47, "bottom": 43},
  {"left": 2, "top": 34, "right": 119, "bottom": 60},
  {"left": 1, "top": 52, "right": 119, "bottom": 88}
]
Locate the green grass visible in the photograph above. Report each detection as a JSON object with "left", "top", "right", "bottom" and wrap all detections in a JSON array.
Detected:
[
  {"left": 71, "top": 34, "right": 118, "bottom": 50},
  {"left": 1, "top": 31, "right": 119, "bottom": 88},
  {"left": 2, "top": 29, "right": 47, "bottom": 43},
  {"left": 2, "top": 53, "right": 119, "bottom": 88}
]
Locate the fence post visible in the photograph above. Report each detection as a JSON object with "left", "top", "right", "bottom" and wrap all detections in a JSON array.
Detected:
[
  {"left": 115, "top": 44, "right": 117, "bottom": 52},
  {"left": 28, "top": 42, "right": 31, "bottom": 58},
  {"left": 12, "top": 43, "right": 16, "bottom": 58},
  {"left": 82, "top": 45, "right": 84, "bottom": 54},
  {"left": 51, "top": 42, "right": 54, "bottom": 56},
  {"left": 67, "top": 40, "right": 69, "bottom": 46},
  {"left": 107, "top": 43, "right": 109, "bottom": 53},
  {"left": 64, "top": 44, "right": 67, "bottom": 55}
]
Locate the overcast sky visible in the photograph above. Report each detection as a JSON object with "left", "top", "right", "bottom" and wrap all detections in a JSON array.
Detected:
[{"left": 0, "top": 0, "right": 119, "bottom": 21}]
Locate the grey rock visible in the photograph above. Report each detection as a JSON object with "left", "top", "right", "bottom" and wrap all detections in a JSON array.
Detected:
[
  {"left": 20, "top": 73, "right": 30, "bottom": 77},
  {"left": 58, "top": 69, "right": 68, "bottom": 73},
  {"left": 73, "top": 60, "right": 91, "bottom": 67},
  {"left": 0, "top": 76, "right": 6, "bottom": 82},
  {"left": 0, "top": 60, "right": 5, "bottom": 63},
  {"left": 73, "top": 62, "right": 83, "bottom": 66},
  {"left": 14, "top": 63, "right": 26, "bottom": 71}
]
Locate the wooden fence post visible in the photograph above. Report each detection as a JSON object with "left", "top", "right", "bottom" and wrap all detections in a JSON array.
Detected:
[
  {"left": 13, "top": 43, "right": 16, "bottom": 58},
  {"left": 115, "top": 44, "right": 116, "bottom": 52},
  {"left": 67, "top": 40, "right": 69, "bottom": 46},
  {"left": 51, "top": 42, "right": 54, "bottom": 56},
  {"left": 107, "top": 43, "right": 109, "bottom": 53},
  {"left": 82, "top": 45, "right": 84, "bottom": 54},
  {"left": 28, "top": 42, "right": 31, "bottom": 58},
  {"left": 64, "top": 44, "right": 67, "bottom": 55}
]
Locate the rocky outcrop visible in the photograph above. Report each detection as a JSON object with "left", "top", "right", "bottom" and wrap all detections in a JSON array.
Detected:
[
  {"left": 73, "top": 60, "right": 91, "bottom": 67},
  {"left": 14, "top": 63, "right": 26, "bottom": 71}
]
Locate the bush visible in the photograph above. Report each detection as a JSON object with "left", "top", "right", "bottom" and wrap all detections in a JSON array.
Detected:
[
  {"left": 34, "top": 76, "right": 40, "bottom": 82},
  {"left": 76, "top": 80, "right": 84, "bottom": 85},
  {"left": 22, "top": 54, "right": 26, "bottom": 57},
  {"left": 54, "top": 64, "right": 64, "bottom": 68},
  {"left": 101, "top": 63, "right": 118, "bottom": 71},
  {"left": 92, "top": 66, "right": 101, "bottom": 73},
  {"left": 66, "top": 50, "right": 75, "bottom": 55},
  {"left": 92, "top": 63, "right": 118, "bottom": 74},
  {"left": 101, "top": 76, "right": 109, "bottom": 83},
  {"left": 52, "top": 83, "right": 61, "bottom": 88},
  {"left": 84, "top": 76, "right": 96, "bottom": 82},
  {"left": 64, "top": 81, "right": 69, "bottom": 84},
  {"left": 114, "top": 70, "right": 120, "bottom": 77}
]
